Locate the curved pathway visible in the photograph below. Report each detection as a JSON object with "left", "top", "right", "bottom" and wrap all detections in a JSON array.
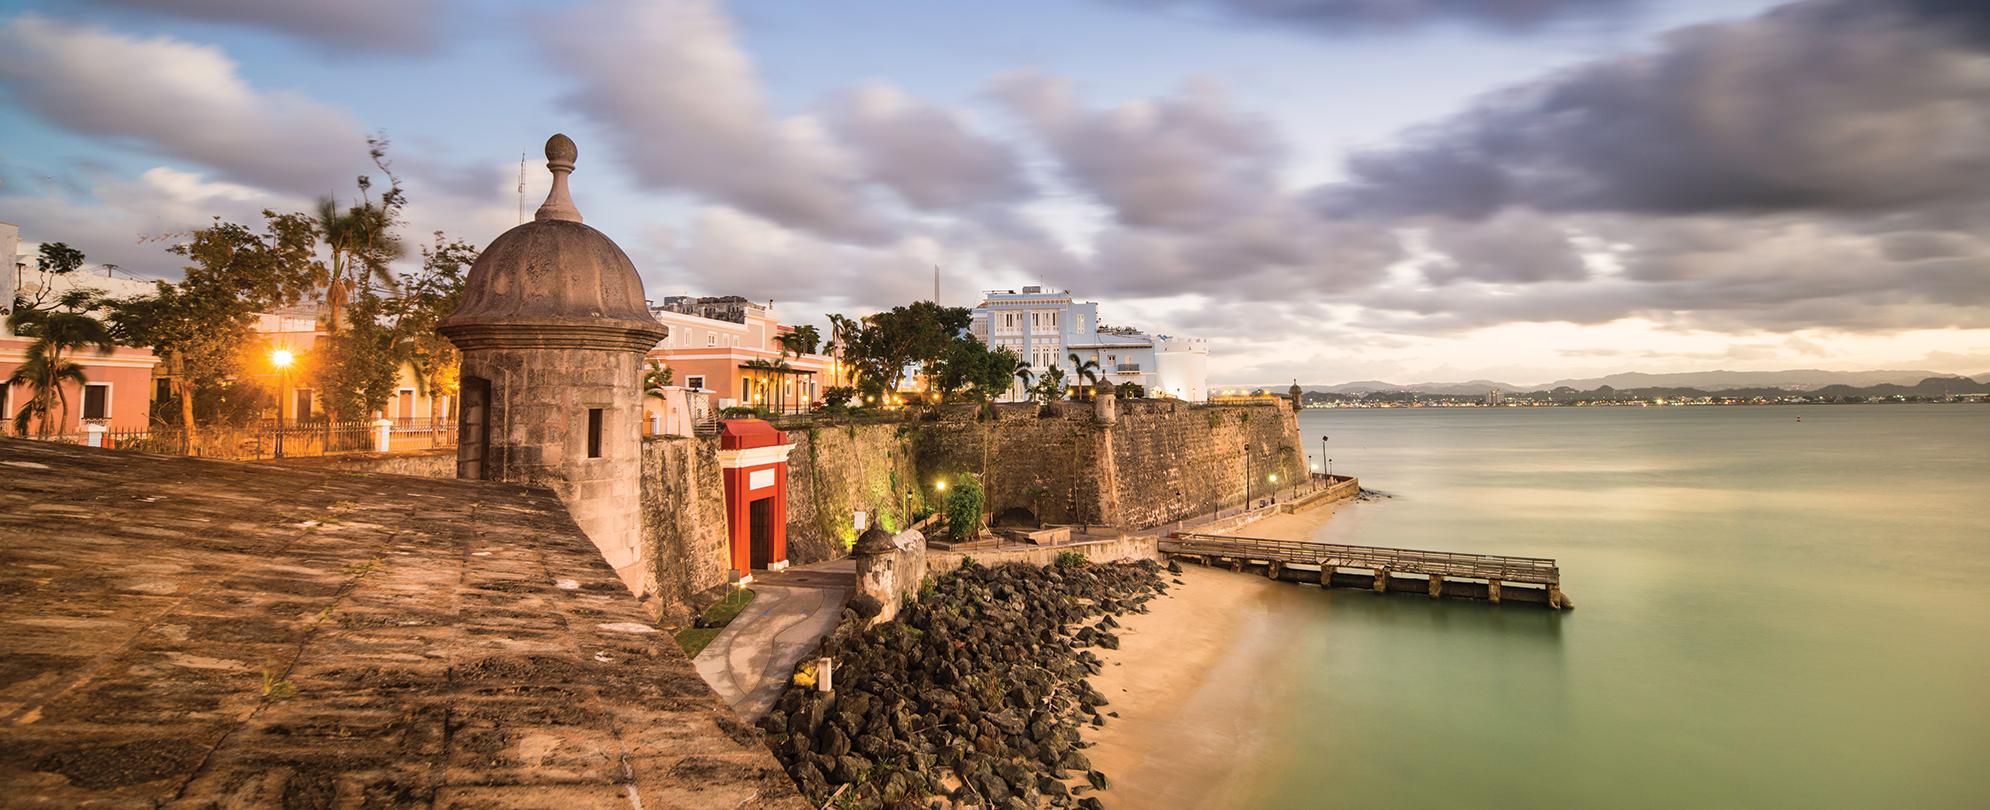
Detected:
[{"left": 693, "top": 559, "right": 853, "bottom": 721}]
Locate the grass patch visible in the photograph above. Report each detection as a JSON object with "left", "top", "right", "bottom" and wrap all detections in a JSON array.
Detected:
[{"left": 674, "top": 588, "right": 756, "bottom": 658}]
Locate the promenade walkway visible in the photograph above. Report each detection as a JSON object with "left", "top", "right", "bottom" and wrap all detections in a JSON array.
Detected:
[{"left": 693, "top": 559, "right": 853, "bottom": 721}]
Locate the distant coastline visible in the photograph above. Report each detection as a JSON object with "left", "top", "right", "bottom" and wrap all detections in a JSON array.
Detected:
[{"left": 1292, "top": 375, "right": 1989, "bottom": 408}]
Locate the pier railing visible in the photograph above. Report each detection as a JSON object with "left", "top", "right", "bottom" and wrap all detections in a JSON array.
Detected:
[
  {"left": 1162, "top": 533, "right": 1558, "bottom": 585},
  {"left": 1160, "top": 532, "right": 1569, "bottom": 608}
]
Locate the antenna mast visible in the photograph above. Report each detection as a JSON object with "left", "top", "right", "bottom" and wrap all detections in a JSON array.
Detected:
[{"left": 518, "top": 149, "right": 527, "bottom": 225}]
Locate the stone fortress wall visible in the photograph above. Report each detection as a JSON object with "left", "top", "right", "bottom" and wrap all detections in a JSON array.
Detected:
[
  {"left": 914, "top": 399, "right": 1306, "bottom": 529},
  {"left": 320, "top": 402, "right": 1303, "bottom": 621}
]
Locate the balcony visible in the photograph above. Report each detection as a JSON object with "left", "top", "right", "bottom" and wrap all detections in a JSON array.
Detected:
[{"left": 1109, "top": 363, "right": 1142, "bottom": 374}]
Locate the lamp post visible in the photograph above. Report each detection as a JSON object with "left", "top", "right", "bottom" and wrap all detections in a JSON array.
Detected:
[
  {"left": 271, "top": 349, "right": 294, "bottom": 457},
  {"left": 1320, "top": 435, "right": 1329, "bottom": 482},
  {"left": 1243, "top": 442, "right": 1251, "bottom": 514}
]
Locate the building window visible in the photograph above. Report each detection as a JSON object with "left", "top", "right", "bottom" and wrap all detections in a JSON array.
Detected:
[
  {"left": 708, "top": 333, "right": 716, "bottom": 347},
  {"left": 294, "top": 389, "right": 314, "bottom": 421},
  {"left": 686, "top": 375, "right": 705, "bottom": 390},
  {"left": 82, "top": 384, "right": 111, "bottom": 420},
  {"left": 587, "top": 408, "right": 604, "bottom": 458}
]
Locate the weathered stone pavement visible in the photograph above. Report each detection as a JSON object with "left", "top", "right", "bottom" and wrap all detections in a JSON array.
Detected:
[{"left": 0, "top": 437, "right": 808, "bottom": 809}]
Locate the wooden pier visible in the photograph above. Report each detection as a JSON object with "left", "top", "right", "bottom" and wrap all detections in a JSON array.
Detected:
[{"left": 1159, "top": 532, "right": 1572, "bottom": 609}]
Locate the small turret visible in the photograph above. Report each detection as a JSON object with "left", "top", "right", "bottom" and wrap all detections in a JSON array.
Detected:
[{"left": 437, "top": 135, "right": 669, "bottom": 595}]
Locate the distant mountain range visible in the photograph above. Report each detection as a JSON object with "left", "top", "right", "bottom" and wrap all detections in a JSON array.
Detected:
[{"left": 1290, "top": 369, "right": 1990, "bottom": 395}]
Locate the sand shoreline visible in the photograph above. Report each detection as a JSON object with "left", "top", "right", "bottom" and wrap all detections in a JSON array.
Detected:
[{"left": 1077, "top": 502, "right": 1344, "bottom": 809}]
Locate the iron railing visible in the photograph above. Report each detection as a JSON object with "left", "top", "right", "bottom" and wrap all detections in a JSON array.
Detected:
[{"left": 1160, "top": 532, "right": 1560, "bottom": 585}]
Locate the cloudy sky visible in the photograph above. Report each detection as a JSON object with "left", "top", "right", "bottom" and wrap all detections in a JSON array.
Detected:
[{"left": 3, "top": 0, "right": 1988, "bottom": 386}]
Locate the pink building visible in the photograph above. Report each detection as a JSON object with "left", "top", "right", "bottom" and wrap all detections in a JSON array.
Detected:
[
  {"left": 645, "top": 296, "right": 829, "bottom": 418},
  {"left": 0, "top": 338, "right": 158, "bottom": 435},
  {"left": 1, "top": 222, "right": 162, "bottom": 436}
]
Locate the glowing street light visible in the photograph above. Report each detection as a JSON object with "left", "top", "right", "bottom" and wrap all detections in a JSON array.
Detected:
[
  {"left": 936, "top": 481, "right": 947, "bottom": 492},
  {"left": 271, "top": 348, "right": 296, "bottom": 456}
]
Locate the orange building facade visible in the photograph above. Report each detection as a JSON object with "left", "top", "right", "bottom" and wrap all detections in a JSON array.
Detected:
[{"left": 644, "top": 296, "right": 831, "bottom": 416}]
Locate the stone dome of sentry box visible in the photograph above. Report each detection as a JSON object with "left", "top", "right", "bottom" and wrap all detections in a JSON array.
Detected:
[
  {"left": 436, "top": 133, "right": 668, "bottom": 595},
  {"left": 438, "top": 133, "right": 667, "bottom": 352}
]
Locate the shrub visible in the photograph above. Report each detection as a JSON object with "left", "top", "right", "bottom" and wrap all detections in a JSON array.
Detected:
[
  {"left": 1055, "top": 550, "right": 1087, "bottom": 567},
  {"left": 942, "top": 476, "right": 985, "bottom": 541}
]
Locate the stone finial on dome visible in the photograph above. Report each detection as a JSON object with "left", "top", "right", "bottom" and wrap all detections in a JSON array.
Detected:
[{"left": 535, "top": 133, "right": 582, "bottom": 224}]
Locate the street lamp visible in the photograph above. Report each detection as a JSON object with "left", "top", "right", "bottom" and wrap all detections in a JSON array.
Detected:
[
  {"left": 271, "top": 349, "right": 295, "bottom": 457},
  {"left": 1320, "top": 435, "right": 1330, "bottom": 481}
]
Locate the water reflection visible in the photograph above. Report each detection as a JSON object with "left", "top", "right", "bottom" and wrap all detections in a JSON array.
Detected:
[{"left": 1240, "top": 405, "right": 1990, "bottom": 810}]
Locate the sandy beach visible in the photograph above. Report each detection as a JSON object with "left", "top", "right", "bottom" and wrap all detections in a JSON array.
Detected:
[{"left": 1078, "top": 503, "right": 1342, "bottom": 809}]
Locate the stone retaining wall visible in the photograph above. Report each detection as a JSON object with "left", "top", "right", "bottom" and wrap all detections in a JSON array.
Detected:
[
  {"left": 927, "top": 535, "right": 1161, "bottom": 574},
  {"left": 913, "top": 400, "right": 1305, "bottom": 531},
  {"left": 259, "top": 447, "right": 457, "bottom": 478},
  {"left": 783, "top": 421, "right": 920, "bottom": 565}
]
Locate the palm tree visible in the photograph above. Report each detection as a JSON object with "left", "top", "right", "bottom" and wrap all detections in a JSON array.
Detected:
[
  {"left": 826, "top": 314, "right": 858, "bottom": 387},
  {"left": 1013, "top": 365, "right": 1035, "bottom": 403},
  {"left": 314, "top": 190, "right": 404, "bottom": 334},
  {"left": 790, "top": 324, "right": 822, "bottom": 355},
  {"left": 643, "top": 359, "right": 674, "bottom": 400},
  {"left": 741, "top": 357, "right": 794, "bottom": 413},
  {"left": 1067, "top": 352, "right": 1101, "bottom": 401},
  {"left": 6, "top": 290, "right": 116, "bottom": 438},
  {"left": 1033, "top": 365, "right": 1068, "bottom": 405}
]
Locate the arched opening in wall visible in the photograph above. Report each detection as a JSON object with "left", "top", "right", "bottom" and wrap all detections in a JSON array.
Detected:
[
  {"left": 458, "top": 375, "right": 491, "bottom": 480},
  {"left": 993, "top": 507, "right": 1039, "bottom": 528}
]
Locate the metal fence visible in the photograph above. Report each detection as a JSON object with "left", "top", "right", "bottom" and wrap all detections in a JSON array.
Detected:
[{"left": 9, "top": 419, "right": 456, "bottom": 460}]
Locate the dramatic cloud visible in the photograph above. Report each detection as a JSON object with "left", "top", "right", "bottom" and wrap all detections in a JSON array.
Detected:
[
  {"left": 824, "top": 82, "right": 1033, "bottom": 213},
  {"left": 1420, "top": 209, "right": 1587, "bottom": 285},
  {"left": 1125, "top": 0, "right": 1637, "bottom": 33},
  {"left": 2, "top": 165, "right": 310, "bottom": 277},
  {"left": 541, "top": 0, "right": 888, "bottom": 242},
  {"left": 89, "top": 0, "right": 450, "bottom": 54},
  {"left": 0, "top": 15, "right": 368, "bottom": 195},
  {"left": 1294, "top": 0, "right": 1990, "bottom": 337},
  {"left": 996, "top": 71, "right": 1282, "bottom": 231},
  {"left": 993, "top": 71, "right": 1401, "bottom": 300},
  {"left": 1315, "top": 0, "right": 1990, "bottom": 219}
]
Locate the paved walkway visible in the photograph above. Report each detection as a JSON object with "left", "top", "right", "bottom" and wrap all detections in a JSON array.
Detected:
[{"left": 694, "top": 559, "right": 854, "bottom": 721}]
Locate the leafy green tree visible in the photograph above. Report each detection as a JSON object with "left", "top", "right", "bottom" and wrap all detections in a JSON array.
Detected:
[
  {"left": 387, "top": 234, "right": 475, "bottom": 414},
  {"left": 310, "top": 288, "right": 397, "bottom": 423},
  {"left": 842, "top": 301, "right": 971, "bottom": 395},
  {"left": 107, "top": 212, "right": 320, "bottom": 444},
  {"left": 933, "top": 340, "right": 1022, "bottom": 404},
  {"left": 6, "top": 288, "right": 115, "bottom": 437},
  {"left": 943, "top": 475, "right": 985, "bottom": 541}
]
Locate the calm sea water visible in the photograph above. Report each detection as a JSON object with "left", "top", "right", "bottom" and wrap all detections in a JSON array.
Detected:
[{"left": 1242, "top": 405, "right": 1990, "bottom": 810}]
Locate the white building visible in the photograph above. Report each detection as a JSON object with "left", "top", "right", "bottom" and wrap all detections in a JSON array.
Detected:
[{"left": 970, "top": 286, "right": 1209, "bottom": 402}]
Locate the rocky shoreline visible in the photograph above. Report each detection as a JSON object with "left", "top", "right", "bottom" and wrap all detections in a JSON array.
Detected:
[{"left": 756, "top": 557, "right": 1174, "bottom": 809}]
